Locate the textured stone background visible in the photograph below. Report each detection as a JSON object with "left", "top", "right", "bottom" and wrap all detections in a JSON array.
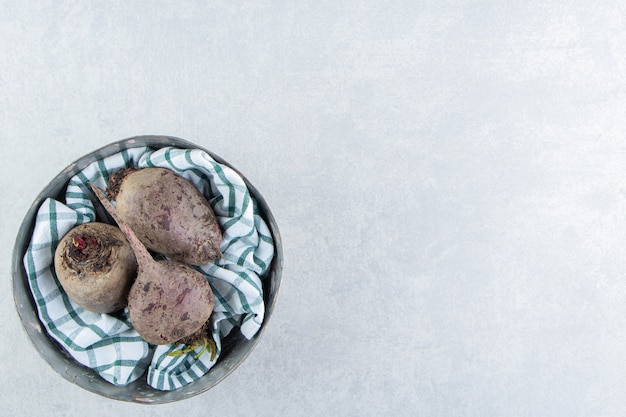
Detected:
[{"left": 2, "top": 1, "right": 626, "bottom": 416}]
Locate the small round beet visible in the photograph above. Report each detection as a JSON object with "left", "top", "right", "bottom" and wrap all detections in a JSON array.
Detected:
[{"left": 54, "top": 222, "right": 137, "bottom": 313}]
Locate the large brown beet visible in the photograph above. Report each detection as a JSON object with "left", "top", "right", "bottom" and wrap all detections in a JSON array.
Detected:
[
  {"left": 90, "top": 184, "right": 215, "bottom": 345},
  {"left": 108, "top": 167, "right": 222, "bottom": 266}
]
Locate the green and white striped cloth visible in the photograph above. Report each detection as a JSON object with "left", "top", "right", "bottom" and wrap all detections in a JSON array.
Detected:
[{"left": 23, "top": 146, "right": 274, "bottom": 390}]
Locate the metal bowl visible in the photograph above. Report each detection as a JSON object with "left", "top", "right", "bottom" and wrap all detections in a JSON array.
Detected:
[{"left": 11, "top": 135, "right": 283, "bottom": 403}]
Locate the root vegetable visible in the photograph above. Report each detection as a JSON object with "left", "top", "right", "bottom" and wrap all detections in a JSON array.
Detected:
[
  {"left": 107, "top": 167, "right": 222, "bottom": 266},
  {"left": 90, "top": 184, "right": 215, "bottom": 345},
  {"left": 53, "top": 222, "right": 137, "bottom": 313}
]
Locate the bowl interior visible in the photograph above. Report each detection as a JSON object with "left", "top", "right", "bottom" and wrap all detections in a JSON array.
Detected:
[{"left": 12, "top": 135, "right": 283, "bottom": 403}]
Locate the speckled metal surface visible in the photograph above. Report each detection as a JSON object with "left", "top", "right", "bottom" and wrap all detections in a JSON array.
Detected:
[{"left": 3, "top": 1, "right": 626, "bottom": 416}]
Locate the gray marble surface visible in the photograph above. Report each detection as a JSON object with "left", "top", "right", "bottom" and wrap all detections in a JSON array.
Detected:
[{"left": 2, "top": 1, "right": 626, "bottom": 416}]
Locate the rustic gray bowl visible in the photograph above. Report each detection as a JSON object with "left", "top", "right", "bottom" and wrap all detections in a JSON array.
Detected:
[{"left": 12, "top": 135, "right": 283, "bottom": 403}]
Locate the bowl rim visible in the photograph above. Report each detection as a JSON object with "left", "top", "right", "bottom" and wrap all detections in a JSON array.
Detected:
[{"left": 11, "top": 135, "right": 283, "bottom": 404}]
